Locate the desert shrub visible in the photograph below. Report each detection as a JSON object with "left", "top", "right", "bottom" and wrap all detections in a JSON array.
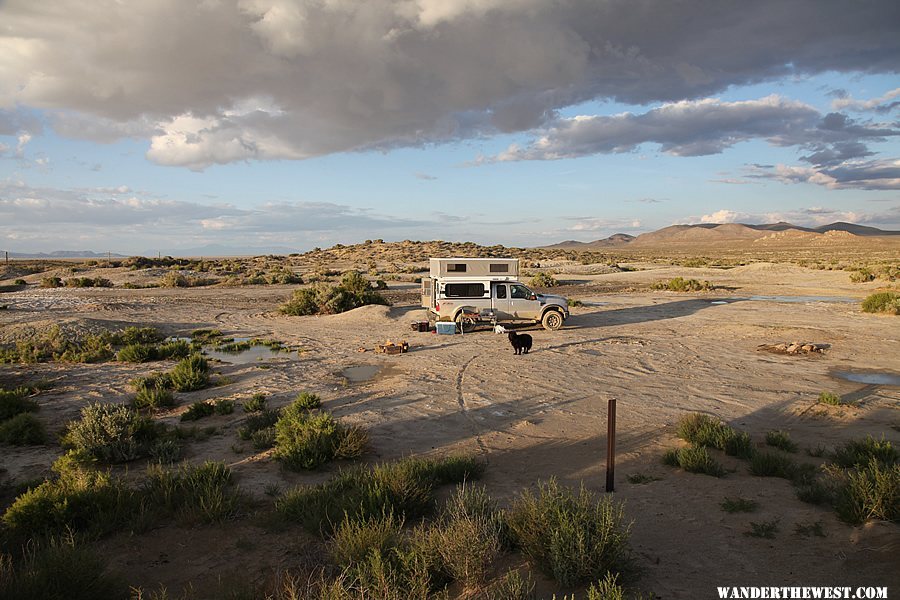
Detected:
[
  {"left": 0, "top": 413, "right": 47, "bottom": 445},
  {"left": 148, "top": 438, "right": 182, "bottom": 464},
  {"left": 818, "top": 391, "right": 842, "bottom": 406},
  {"left": 794, "top": 521, "right": 826, "bottom": 538},
  {"left": 155, "top": 340, "right": 191, "bottom": 360},
  {"left": 116, "top": 343, "right": 155, "bottom": 363},
  {"left": 238, "top": 409, "right": 280, "bottom": 440},
  {"left": 142, "top": 461, "right": 240, "bottom": 524},
  {"left": 796, "top": 478, "right": 835, "bottom": 505},
  {"left": 849, "top": 268, "right": 875, "bottom": 283},
  {"left": 626, "top": 473, "right": 660, "bottom": 485},
  {"left": 720, "top": 497, "right": 757, "bottom": 513},
  {"left": 662, "top": 446, "right": 726, "bottom": 477},
  {"left": 40, "top": 276, "right": 62, "bottom": 288},
  {"left": 133, "top": 386, "right": 175, "bottom": 410},
  {"left": 0, "top": 326, "right": 117, "bottom": 364},
  {"left": 745, "top": 519, "right": 779, "bottom": 539},
  {"left": 243, "top": 393, "right": 267, "bottom": 412},
  {"left": 861, "top": 292, "right": 900, "bottom": 315},
  {"left": 832, "top": 459, "right": 899, "bottom": 524},
  {"left": 266, "top": 269, "right": 304, "bottom": 285},
  {"left": 274, "top": 409, "right": 367, "bottom": 471},
  {"left": 251, "top": 427, "right": 276, "bottom": 450},
  {"left": 2, "top": 451, "right": 136, "bottom": 538},
  {"left": 530, "top": 272, "right": 559, "bottom": 288},
  {"left": 276, "top": 455, "right": 484, "bottom": 535},
  {"left": 65, "top": 277, "right": 112, "bottom": 288},
  {"left": 64, "top": 403, "right": 157, "bottom": 463},
  {"left": 748, "top": 451, "right": 797, "bottom": 479},
  {"left": 0, "top": 387, "right": 39, "bottom": 420},
  {"left": 293, "top": 391, "right": 322, "bottom": 409},
  {"left": 214, "top": 399, "right": 234, "bottom": 415},
  {"left": 131, "top": 372, "right": 173, "bottom": 393},
  {"left": 506, "top": 479, "right": 632, "bottom": 587},
  {"left": 484, "top": 569, "right": 536, "bottom": 600},
  {"left": 14, "top": 278, "right": 27, "bottom": 285},
  {"left": 567, "top": 298, "right": 584, "bottom": 307},
  {"left": 0, "top": 533, "right": 127, "bottom": 600},
  {"left": 169, "top": 353, "right": 210, "bottom": 392},
  {"left": 676, "top": 413, "right": 753, "bottom": 458},
  {"left": 434, "top": 485, "right": 505, "bottom": 588},
  {"left": 180, "top": 401, "right": 215, "bottom": 422},
  {"left": 280, "top": 276, "right": 390, "bottom": 316},
  {"left": 651, "top": 277, "right": 712, "bottom": 292},
  {"left": 831, "top": 435, "right": 898, "bottom": 468},
  {"left": 765, "top": 430, "right": 798, "bottom": 453},
  {"left": 329, "top": 510, "right": 404, "bottom": 569}
]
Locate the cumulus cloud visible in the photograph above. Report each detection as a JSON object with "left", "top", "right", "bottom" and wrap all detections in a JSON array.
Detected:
[
  {"left": 489, "top": 96, "right": 897, "bottom": 163},
  {"left": 748, "top": 159, "right": 900, "bottom": 191},
  {"left": 1, "top": 0, "right": 898, "bottom": 168},
  {"left": 680, "top": 206, "right": 899, "bottom": 229},
  {"left": 831, "top": 88, "right": 900, "bottom": 113}
]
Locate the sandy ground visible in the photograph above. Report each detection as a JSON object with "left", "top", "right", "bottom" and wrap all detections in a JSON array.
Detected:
[{"left": 1, "top": 261, "right": 898, "bottom": 598}]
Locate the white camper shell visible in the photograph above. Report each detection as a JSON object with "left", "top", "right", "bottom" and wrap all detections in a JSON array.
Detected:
[{"left": 421, "top": 258, "right": 569, "bottom": 331}]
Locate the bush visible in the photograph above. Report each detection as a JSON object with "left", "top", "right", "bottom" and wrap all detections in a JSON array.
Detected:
[
  {"left": 765, "top": 430, "right": 798, "bottom": 453},
  {"left": 116, "top": 343, "right": 155, "bottom": 363},
  {"left": 435, "top": 485, "right": 505, "bottom": 588},
  {"left": 831, "top": 435, "right": 898, "bottom": 468},
  {"left": 861, "top": 292, "right": 900, "bottom": 315},
  {"left": 818, "top": 391, "right": 842, "bottom": 406},
  {"left": 64, "top": 403, "right": 157, "bottom": 463},
  {"left": 142, "top": 461, "right": 241, "bottom": 524},
  {"left": 662, "top": 446, "right": 726, "bottom": 477},
  {"left": 0, "top": 413, "right": 47, "bottom": 445},
  {"left": 280, "top": 277, "right": 390, "bottom": 316},
  {"left": 506, "top": 479, "right": 632, "bottom": 587},
  {"left": 0, "top": 387, "right": 39, "bottom": 421},
  {"left": 238, "top": 409, "right": 280, "bottom": 441},
  {"left": 242, "top": 393, "right": 267, "bottom": 412},
  {"left": 329, "top": 510, "right": 404, "bottom": 569},
  {"left": 274, "top": 409, "right": 367, "bottom": 471},
  {"left": 133, "top": 386, "right": 175, "bottom": 410},
  {"left": 2, "top": 451, "right": 136, "bottom": 538},
  {"left": 676, "top": 413, "right": 752, "bottom": 458},
  {"left": 214, "top": 399, "right": 234, "bottom": 415},
  {"left": 118, "top": 327, "right": 163, "bottom": 345},
  {"left": 720, "top": 497, "right": 757, "bottom": 513},
  {"left": 651, "top": 277, "right": 712, "bottom": 292},
  {"left": 293, "top": 391, "right": 322, "bottom": 409},
  {"left": 276, "top": 455, "right": 484, "bottom": 535},
  {"left": 0, "top": 533, "right": 127, "bottom": 600},
  {"left": 180, "top": 401, "right": 215, "bottom": 422},
  {"left": 169, "top": 353, "right": 210, "bottom": 392},
  {"left": 40, "top": 276, "right": 62, "bottom": 288},
  {"left": 748, "top": 451, "right": 797, "bottom": 479},
  {"left": 833, "top": 459, "right": 899, "bottom": 524},
  {"left": 530, "top": 272, "right": 559, "bottom": 288}
]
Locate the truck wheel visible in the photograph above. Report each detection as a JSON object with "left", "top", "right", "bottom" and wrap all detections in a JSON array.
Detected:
[
  {"left": 455, "top": 312, "right": 476, "bottom": 333},
  {"left": 541, "top": 310, "right": 564, "bottom": 331}
]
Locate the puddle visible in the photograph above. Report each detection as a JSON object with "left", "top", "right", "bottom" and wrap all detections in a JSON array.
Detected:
[
  {"left": 340, "top": 364, "right": 397, "bottom": 385},
  {"left": 206, "top": 345, "right": 291, "bottom": 364},
  {"left": 831, "top": 370, "right": 900, "bottom": 386},
  {"left": 710, "top": 301, "right": 728, "bottom": 305},
  {"left": 745, "top": 295, "right": 858, "bottom": 304}
]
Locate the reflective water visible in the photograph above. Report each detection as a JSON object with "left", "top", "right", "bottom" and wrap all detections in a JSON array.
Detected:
[
  {"left": 831, "top": 371, "right": 900, "bottom": 386},
  {"left": 341, "top": 365, "right": 385, "bottom": 384}
]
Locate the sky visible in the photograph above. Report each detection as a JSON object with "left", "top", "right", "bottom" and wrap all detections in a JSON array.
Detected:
[{"left": 1, "top": 0, "right": 899, "bottom": 255}]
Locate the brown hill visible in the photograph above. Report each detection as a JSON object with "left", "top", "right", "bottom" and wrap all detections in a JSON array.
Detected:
[{"left": 544, "top": 233, "right": 635, "bottom": 249}]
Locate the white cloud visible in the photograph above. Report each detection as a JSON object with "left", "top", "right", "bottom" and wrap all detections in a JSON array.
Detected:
[
  {"left": 0, "top": 0, "right": 898, "bottom": 167},
  {"left": 831, "top": 88, "right": 900, "bottom": 113}
]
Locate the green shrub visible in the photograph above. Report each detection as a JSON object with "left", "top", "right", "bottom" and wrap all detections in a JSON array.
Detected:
[
  {"left": 748, "top": 451, "right": 797, "bottom": 479},
  {"left": 148, "top": 438, "right": 182, "bottom": 464},
  {"left": 662, "top": 446, "right": 726, "bottom": 477},
  {"left": 861, "top": 292, "right": 900, "bottom": 315},
  {"left": 142, "top": 461, "right": 241, "bottom": 524},
  {"left": 329, "top": 510, "right": 404, "bottom": 569},
  {"left": 169, "top": 354, "right": 210, "bottom": 392},
  {"left": 2, "top": 451, "right": 136, "bottom": 538},
  {"left": 118, "top": 327, "right": 163, "bottom": 345},
  {"left": 676, "top": 413, "right": 752, "bottom": 458},
  {"left": 435, "top": 485, "right": 505, "bottom": 588},
  {"left": 0, "top": 387, "right": 39, "bottom": 421},
  {"left": 180, "top": 401, "right": 215, "bottom": 422},
  {"left": 506, "top": 479, "right": 632, "bottom": 587},
  {"left": 155, "top": 340, "right": 191, "bottom": 360},
  {"left": 765, "top": 430, "right": 798, "bottom": 453},
  {"left": 0, "top": 413, "right": 47, "bottom": 445},
  {"left": 849, "top": 269, "right": 875, "bottom": 283},
  {"left": 745, "top": 519, "right": 779, "bottom": 539},
  {"left": 131, "top": 372, "right": 173, "bottom": 393},
  {"left": 40, "top": 276, "right": 62, "bottom": 288},
  {"left": 274, "top": 410, "right": 365, "bottom": 470},
  {"left": 651, "top": 277, "right": 712, "bottom": 292},
  {"left": 250, "top": 427, "right": 276, "bottom": 450},
  {"left": 238, "top": 409, "right": 280, "bottom": 441},
  {"left": 242, "top": 393, "right": 267, "bottom": 412},
  {"left": 214, "top": 399, "right": 235, "bottom": 415},
  {"left": 720, "top": 497, "right": 758, "bottom": 513},
  {"left": 484, "top": 569, "right": 536, "bottom": 600},
  {"left": 276, "top": 455, "right": 484, "bottom": 535},
  {"left": 818, "top": 391, "right": 842, "bottom": 406},
  {"left": 293, "top": 391, "right": 322, "bottom": 409},
  {"left": 0, "top": 533, "right": 127, "bottom": 600},
  {"left": 530, "top": 272, "right": 559, "bottom": 288},
  {"left": 833, "top": 459, "right": 899, "bottom": 524},
  {"left": 280, "top": 278, "right": 390, "bottom": 316},
  {"left": 116, "top": 343, "right": 155, "bottom": 363},
  {"left": 64, "top": 403, "right": 157, "bottom": 463},
  {"left": 133, "top": 386, "right": 175, "bottom": 410},
  {"left": 13, "top": 278, "right": 27, "bottom": 285},
  {"left": 831, "top": 435, "right": 898, "bottom": 468}
]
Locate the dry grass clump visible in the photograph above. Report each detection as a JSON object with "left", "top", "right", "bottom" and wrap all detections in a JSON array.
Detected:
[
  {"left": 676, "top": 413, "right": 753, "bottom": 458},
  {"left": 861, "top": 291, "right": 900, "bottom": 315},
  {"left": 651, "top": 277, "right": 713, "bottom": 292},
  {"left": 662, "top": 445, "right": 727, "bottom": 477}
]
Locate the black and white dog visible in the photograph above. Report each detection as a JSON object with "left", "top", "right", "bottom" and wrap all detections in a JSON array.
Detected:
[{"left": 508, "top": 331, "right": 533, "bottom": 355}]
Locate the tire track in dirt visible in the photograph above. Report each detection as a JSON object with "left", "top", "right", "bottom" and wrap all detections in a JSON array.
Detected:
[{"left": 456, "top": 354, "right": 489, "bottom": 459}]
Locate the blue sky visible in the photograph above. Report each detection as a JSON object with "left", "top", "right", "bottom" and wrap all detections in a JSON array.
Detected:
[{"left": 1, "top": 1, "right": 898, "bottom": 254}]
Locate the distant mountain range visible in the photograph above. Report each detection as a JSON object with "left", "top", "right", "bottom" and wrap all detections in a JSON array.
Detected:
[
  {"left": 5, "top": 250, "right": 127, "bottom": 259},
  {"left": 545, "top": 222, "right": 899, "bottom": 249},
  {"left": 5, "top": 245, "right": 300, "bottom": 259}
]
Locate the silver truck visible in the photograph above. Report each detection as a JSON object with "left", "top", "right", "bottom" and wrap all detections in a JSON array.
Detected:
[{"left": 421, "top": 258, "right": 569, "bottom": 331}]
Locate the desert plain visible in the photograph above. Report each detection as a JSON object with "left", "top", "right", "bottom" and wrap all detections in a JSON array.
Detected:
[{"left": 1, "top": 234, "right": 898, "bottom": 599}]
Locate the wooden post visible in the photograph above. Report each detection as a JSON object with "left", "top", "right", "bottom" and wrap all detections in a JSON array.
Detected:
[{"left": 606, "top": 398, "right": 616, "bottom": 492}]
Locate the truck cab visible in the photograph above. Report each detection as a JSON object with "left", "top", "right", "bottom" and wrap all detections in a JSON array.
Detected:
[{"left": 421, "top": 258, "right": 569, "bottom": 331}]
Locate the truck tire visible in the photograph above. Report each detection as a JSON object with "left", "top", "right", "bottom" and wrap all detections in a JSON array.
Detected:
[{"left": 541, "top": 309, "right": 564, "bottom": 331}]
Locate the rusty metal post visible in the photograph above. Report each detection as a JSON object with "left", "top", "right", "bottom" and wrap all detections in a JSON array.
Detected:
[{"left": 606, "top": 398, "right": 616, "bottom": 492}]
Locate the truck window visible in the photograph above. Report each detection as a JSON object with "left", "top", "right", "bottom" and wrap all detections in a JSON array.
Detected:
[
  {"left": 510, "top": 284, "right": 531, "bottom": 299},
  {"left": 445, "top": 283, "right": 485, "bottom": 297},
  {"left": 495, "top": 284, "right": 507, "bottom": 299}
]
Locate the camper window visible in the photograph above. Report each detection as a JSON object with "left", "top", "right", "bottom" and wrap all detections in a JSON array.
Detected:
[
  {"left": 445, "top": 283, "right": 486, "bottom": 298},
  {"left": 447, "top": 263, "right": 467, "bottom": 272},
  {"left": 489, "top": 263, "right": 509, "bottom": 273}
]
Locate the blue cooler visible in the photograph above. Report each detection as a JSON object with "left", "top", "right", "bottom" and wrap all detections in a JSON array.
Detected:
[{"left": 435, "top": 321, "right": 456, "bottom": 335}]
